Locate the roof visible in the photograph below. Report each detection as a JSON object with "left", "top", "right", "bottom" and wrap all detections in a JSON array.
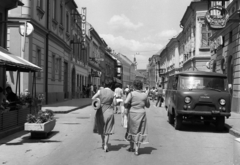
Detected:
[
  {"left": 0, "top": 47, "right": 42, "bottom": 72},
  {"left": 174, "top": 71, "right": 227, "bottom": 78}
]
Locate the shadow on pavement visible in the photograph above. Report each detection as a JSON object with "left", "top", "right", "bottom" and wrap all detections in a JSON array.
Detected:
[
  {"left": 60, "top": 123, "right": 81, "bottom": 125},
  {"left": 77, "top": 117, "right": 90, "bottom": 119},
  {"left": 4, "top": 131, "right": 61, "bottom": 145},
  {"left": 109, "top": 143, "right": 128, "bottom": 151},
  {"left": 139, "top": 147, "right": 157, "bottom": 155},
  {"left": 170, "top": 122, "right": 229, "bottom": 133},
  {"left": 0, "top": 131, "right": 29, "bottom": 146}
]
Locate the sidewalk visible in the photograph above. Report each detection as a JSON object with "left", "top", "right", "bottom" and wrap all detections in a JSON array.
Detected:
[
  {"left": 41, "top": 98, "right": 92, "bottom": 114},
  {"left": 225, "top": 112, "right": 240, "bottom": 137}
]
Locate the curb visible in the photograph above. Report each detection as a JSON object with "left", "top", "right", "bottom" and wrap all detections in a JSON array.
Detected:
[
  {"left": 52, "top": 104, "right": 91, "bottom": 114},
  {"left": 225, "top": 124, "right": 240, "bottom": 138}
]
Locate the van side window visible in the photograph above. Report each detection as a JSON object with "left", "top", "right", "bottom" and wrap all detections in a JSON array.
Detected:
[
  {"left": 168, "top": 76, "right": 173, "bottom": 89},
  {"left": 173, "top": 76, "right": 178, "bottom": 90}
]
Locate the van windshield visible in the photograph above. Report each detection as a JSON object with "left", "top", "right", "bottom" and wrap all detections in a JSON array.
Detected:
[{"left": 179, "top": 75, "right": 227, "bottom": 91}]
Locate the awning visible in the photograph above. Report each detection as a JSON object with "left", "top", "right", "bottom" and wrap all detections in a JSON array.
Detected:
[
  {"left": 0, "top": 47, "right": 41, "bottom": 72},
  {"left": 113, "top": 77, "right": 122, "bottom": 84}
]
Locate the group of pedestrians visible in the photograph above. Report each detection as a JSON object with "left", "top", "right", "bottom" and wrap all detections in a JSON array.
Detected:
[{"left": 91, "top": 80, "right": 150, "bottom": 156}]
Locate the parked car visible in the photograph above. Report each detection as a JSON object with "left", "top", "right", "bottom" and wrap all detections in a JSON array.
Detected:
[{"left": 165, "top": 71, "right": 231, "bottom": 131}]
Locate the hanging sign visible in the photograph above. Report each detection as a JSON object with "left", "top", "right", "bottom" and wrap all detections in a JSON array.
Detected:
[
  {"left": 19, "top": 22, "right": 34, "bottom": 36},
  {"left": 205, "top": 5, "right": 229, "bottom": 29}
]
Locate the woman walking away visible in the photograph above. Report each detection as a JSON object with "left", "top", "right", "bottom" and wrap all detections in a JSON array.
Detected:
[
  {"left": 92, "top": 85, "right": 116, "bottom": 152},
  {"left": 124, "top": 80, "right": 150, "bottom": 156}
]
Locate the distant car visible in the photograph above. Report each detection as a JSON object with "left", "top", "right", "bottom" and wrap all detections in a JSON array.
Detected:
[{"left": 165, "top": 71, "right": 231, "bottom": 131}]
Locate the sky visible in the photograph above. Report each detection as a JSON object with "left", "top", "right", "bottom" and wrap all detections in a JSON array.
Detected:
[{"left": 75, "top": 0, "right": 193, "bottom": 69}]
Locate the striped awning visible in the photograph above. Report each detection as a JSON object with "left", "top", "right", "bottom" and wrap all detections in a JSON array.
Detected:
[{"left": 0, "top": 46, "right": 41, "bottom": 72}]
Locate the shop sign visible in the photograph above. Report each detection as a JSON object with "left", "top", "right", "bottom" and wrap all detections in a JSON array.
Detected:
[
  {"left": 159, "top": 68, "right": 166, "bottom": 75},
  {"left": 91, "top": 70, "right": 99, "bottom": 77},
  {"left": 206, "top": 5, "right": 229, "bottom": 29},
  {"left": 81, "top": 7, "right": 87, "bottom": 49},
  {"left": 210, "top": 35, "right": 223, "bottom": 52}
]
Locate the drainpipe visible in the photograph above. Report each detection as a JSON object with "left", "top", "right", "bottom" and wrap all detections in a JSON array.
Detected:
[{"left": 45, "top": 0, "right": 49, "bottom": 104}]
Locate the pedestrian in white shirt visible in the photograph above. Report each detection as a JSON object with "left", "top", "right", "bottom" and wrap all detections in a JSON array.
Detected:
[{"left": 114, "top": 84, "right": 123, "bottom": 114}]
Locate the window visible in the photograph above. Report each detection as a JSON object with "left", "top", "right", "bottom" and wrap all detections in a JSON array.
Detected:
[
  {"left": 60, "top": 3, "right": 63, "bottom": 25},
  {"left": 229, "top": 31, "right": 233, "bottom": 43},
  {"left": 52, "top": 0, "right": 57, "bottom": 20},
  {"left": 57, "top": 57, "right": 62, "bottom": 81},
  {"left": 36, "top": 47, "right": 41, "bottom": 78},
  {"left": 221, "top": 59, "right": 226, "bottom": 74},
  {"left": 37, "top": 0, "right": 43, "bottom": 8},
  {"left": 52, "top": 54, "right": 55, "bottom": 80},
  {"left": 179, "top": 76, "right": 227, "bottom": 91},
  {"left": 200, "top": 18, "right": 212, "bottom": 48},
  {"left": 66, "top": 12, "right": 69, "bottom": 32}
]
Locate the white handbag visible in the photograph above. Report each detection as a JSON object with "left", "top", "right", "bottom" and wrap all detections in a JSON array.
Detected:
[{"left": 123, "top": 114, "right": 128, "bottom": 128}]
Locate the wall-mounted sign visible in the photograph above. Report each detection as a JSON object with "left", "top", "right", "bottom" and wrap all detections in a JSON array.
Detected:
[
  {"left": 210, "top": 35, "right": 224, "bottom": 52},
  {"left": 81, "top": 7, "right": 87, "bottom": 49},
  {"left": 205, "top": 5, "right": 229, "bottom": 29},
  {"left": 19, "top": 22, "right": 34, "bottom": 37},
  {"left": 91, "top": 70, "right": 99, "bottom": 77},
  {"left": 159, "top": 68, "right": 166, "bottom": 75}
]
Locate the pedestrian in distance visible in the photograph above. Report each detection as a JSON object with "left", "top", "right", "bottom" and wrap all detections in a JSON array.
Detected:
[
  {"left": 124, "top": 80, "right": 150, "bottom": 156},
  {"left": 92, "top": 84, "right": 116, "bottom": 152},
  {"left": 155, "top": 84, "right": 163, "bottom": 107},
  {"left": 114, "top": 83, "right": 124, "bottom": 114}
]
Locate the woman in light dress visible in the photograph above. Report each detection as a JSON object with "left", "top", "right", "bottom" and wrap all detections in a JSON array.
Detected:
[{"left": 124, "top": 80, "right": 150, "bottom": 156}]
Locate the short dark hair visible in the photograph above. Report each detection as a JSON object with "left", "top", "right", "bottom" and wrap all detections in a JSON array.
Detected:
[
  {"left": 6, "top": 86, "right": 12, "bottom": 91},
  {"left": 133, "top": 80, "right": 143, "bottom": 90}
]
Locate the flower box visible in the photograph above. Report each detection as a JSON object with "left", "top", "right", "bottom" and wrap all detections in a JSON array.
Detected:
[{"left": 24, "top": 119, "right": 56, "bottom": 138}]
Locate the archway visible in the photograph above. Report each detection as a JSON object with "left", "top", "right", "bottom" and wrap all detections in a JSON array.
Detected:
[
  {"left": 72, "top": 67, "right": 76, "bottom": 98},
  {"left": 227, "top": 56, "right": 234, "bottom": 95}
]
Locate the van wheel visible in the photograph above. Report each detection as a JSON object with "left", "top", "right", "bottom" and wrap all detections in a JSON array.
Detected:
[
  {"left": 174, "top": 115, "right": 182, "bottom": 130},
  {"left": 216, "top": 116, "right": 225, "bottom": 131},
  {"left": 168, "top": 112, "right": 174, "bottom": 124}
]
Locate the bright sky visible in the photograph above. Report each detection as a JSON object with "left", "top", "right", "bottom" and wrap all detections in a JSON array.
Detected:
[{"left": 76, "top": 0, "right": 193, "bottom": 69}]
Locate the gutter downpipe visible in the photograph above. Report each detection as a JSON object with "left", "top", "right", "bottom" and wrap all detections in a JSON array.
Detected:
[{"left": 45, "top": 0, "right": 49, "bottom": 104}]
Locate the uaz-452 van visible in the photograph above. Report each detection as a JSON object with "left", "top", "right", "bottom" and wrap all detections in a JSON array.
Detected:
[{"left": 165, "top": 71, "right": 231, "bottom": 131}]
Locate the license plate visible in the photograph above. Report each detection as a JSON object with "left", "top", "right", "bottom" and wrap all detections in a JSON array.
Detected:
[{"left": 212, "top": 110, "right": 220, "bottom": 114}]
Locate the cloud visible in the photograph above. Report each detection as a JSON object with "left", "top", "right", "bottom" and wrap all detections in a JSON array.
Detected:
[
  {"left": 108, "top": 14, "right": 143, "bottom": 32},
  {"left": 142, "top": 29, "right": 179, "bottom": 43},
  {"left": 100, "top": 34, "right": 163, "bottom": 69},
  {"left": 101, "top": 34, "right": 162, "bottom": 52},
  {"left": 157, "top": 29, "right": 178, "bottom": 38}
]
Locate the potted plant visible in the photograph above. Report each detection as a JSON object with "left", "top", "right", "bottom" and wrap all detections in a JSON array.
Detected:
[{"left": 24, "top": 109, "right": 56, "bottom": 138}]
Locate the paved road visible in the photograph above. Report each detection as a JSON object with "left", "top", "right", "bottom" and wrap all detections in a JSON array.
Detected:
[{"left": 0, "top": 102, "right": 234, "bottom": 165}]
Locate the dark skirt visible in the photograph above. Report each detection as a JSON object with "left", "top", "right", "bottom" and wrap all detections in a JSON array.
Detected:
[
  {"left": 126, "top": 111, "right": 148, "bottom": 144},
  {"left": 93, "top": 107, "right": 115, "bottom": 135}
]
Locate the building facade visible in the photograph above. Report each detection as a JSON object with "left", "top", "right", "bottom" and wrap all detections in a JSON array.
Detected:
[
  {"left": 208, "top": 0, "right": 239, "bottom": 113},
  {"left": 180, "top": 0, "right": 211, "bottom": 72},
  {"left": 8, "top": 0, "right": 89, "bottom": 104},
  {"left": 115, "top": 53, "right": 135, "bottom": 87}
]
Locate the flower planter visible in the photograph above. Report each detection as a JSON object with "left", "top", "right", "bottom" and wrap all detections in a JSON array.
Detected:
[{"left": 24, "top": 119, "right": 56, "bottom": 138}]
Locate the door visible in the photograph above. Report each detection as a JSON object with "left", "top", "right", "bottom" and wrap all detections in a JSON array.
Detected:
[
  {"left": 72, "top": 67, "right": 76, "bottom": 98},
  {"left": 64, "top": 62, "right": 68, "bottom": 99}
]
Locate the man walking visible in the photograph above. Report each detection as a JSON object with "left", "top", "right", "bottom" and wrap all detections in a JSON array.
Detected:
[{"left": 156, "top": 84, "right": 163, "bottom": 107}]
